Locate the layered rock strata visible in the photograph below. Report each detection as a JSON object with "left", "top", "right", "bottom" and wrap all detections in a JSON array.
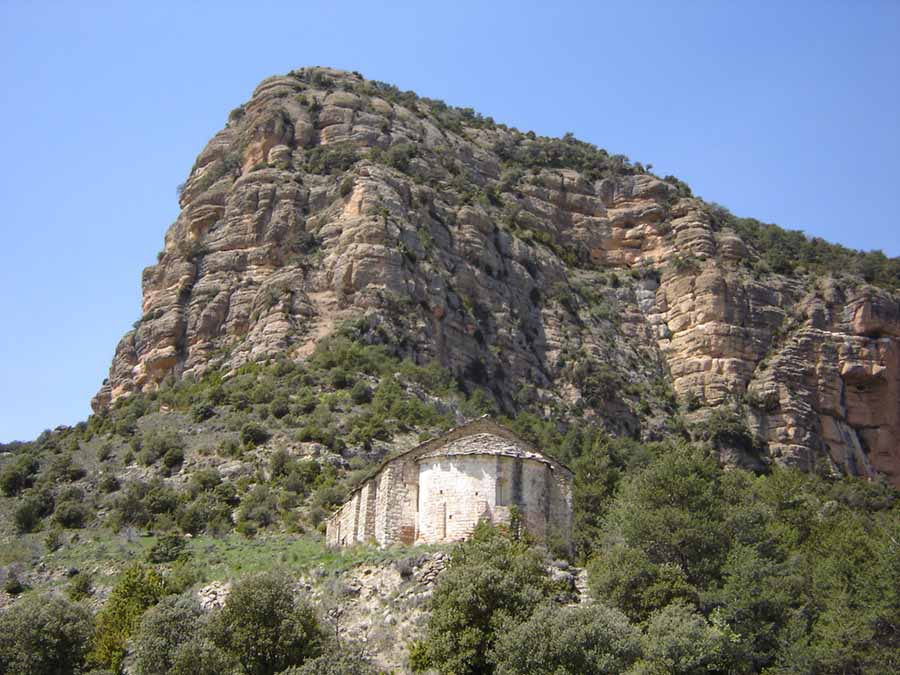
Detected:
[{"left": 93, "top": 67, "right": 900, "bottom": 485}]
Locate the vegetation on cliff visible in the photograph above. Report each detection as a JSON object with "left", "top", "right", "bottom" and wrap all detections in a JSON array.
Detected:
[
  {"left": 2, "top": 67, "right": 900, "bottom": 675},
  {"left": 1, "top": 367, "right": 897, "bottom": 673}
]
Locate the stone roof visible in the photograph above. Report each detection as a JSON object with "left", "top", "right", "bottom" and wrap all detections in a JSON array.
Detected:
[
  {"left": 340, "top": 417, "right": 572, "bottom": 501},
  {"left": 416, "top": 432, "right": 555, "bottom": 466}
]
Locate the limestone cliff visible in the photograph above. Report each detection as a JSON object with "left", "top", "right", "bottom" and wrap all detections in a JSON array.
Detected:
[{"left": 93, "top": 67, "right": 900, "bottom": 485}]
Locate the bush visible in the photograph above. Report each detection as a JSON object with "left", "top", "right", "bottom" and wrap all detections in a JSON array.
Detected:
[
  {"left": 410, "top": 524, "right": 553, "bottom": 675},
  {"left": 350, "top": 380, "right": 373, "bottom": 404},
  {"left": 330, "top": 367, "right": 353, "bottom": 389},
  {"left": 283, "top": 641, "right": 378, "bottom": 675},
  {"left": 633, "top": 601, "right": 733, "bottom": 675},
  {"left": 303, "top": 143, "right": 359, "bottom": 175},
  {"left": 162, "top": 446, "right": 185, "bottom": 471},
  {"left": 54, "top": 501, "right": 91, "bottom": 529},
  {"left": 237, "top": 484, "right": 278, "bottom": 531},
  {"left": 109, "top": 478, "right": 180, "bottom": 530},
  {"left": 168, "top": 638, "right": 236, "bottom": 675},
  {"left": 147, "top": 533, "right": 188, "bottom": 563},
  {"left": 97, "top": 443, "right": 114, "bottom": 462},
  {"left": 67, "top": 572, "right": 94, "bottom": 601},
  {"left": 89, "top": 563, "right": 166, "bottom": 672},
  {"left": 139, "top": 430, "right": 184, "bottom": 466},
  {"left": 189, "top": 468, "right": 223, "bottom": 495},
  {"left": 587, "top": 545, "right": 698, "bottom": 623},
  {"left": 270, "top": 396, "right": 290, "bottom": 419},
  {"left": 43, "top": 453, "right": 87, "bottom": 483},
  {"left": 177, "top": 493, "right": 231, "bottom": 535},
  {"left": 604, "top": 445, "right": 728, "bottom": 586},
  {"left": 45, "top": 525, "right": 65, "bottom": 552},
  {"left": 490, "top": 602, "right": 642, "bottom": 675},
  {"left": 220, "top": 437, "right": 242, "bottom": 457},
  {"left": 240, "top": 422, "right": 271, "bottom": 447},
  {"left": 270, "top": 448, "right": 291, "bottom": 479},
  {"left": 4, "top": 570, "right": 26, "bottom": 595},
  {"left": 280, "top": 461, "right": 321, "bottom": 498},
  {"left": 98, "top": 474, "right": 120, "bottom": 493},
  {"left": 191, "top": 401, "right": 215, "bottom": 422},
  {"left": 132, "top": 594, "right": 202, "bottom": 675},
  {"left": 0, "top": 455, "right": 39, "bottom": 496},
  {"left": 14, "top": 495, "right": 45, "bottom": 533},
  {"left": 207, "top": 571, "right": 324, "bottom": 674},
  {"left": 0, "top": 594, "right": 93, "bottom": 675}
]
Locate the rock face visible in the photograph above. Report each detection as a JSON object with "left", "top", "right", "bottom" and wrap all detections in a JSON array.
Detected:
[{"left": 94, "top": 67, "right": 900, "bottom": 486}]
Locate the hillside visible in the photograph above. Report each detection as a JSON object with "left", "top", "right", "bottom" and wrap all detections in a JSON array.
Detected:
[
  {"left": 93, "top": 66, "right": 900, "bottom": 484},
  {"left": 1, "top": 67, "right": 899, "bottom": 675}
]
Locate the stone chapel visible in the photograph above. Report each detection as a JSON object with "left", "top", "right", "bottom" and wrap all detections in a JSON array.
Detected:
[{"left": 325, "top": 417, "right": 573, "bottom": 549}]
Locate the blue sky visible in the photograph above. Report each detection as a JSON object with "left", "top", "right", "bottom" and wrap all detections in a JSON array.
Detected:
[{"left": 1, "top": 1, "right": 898, "bottom": 441}]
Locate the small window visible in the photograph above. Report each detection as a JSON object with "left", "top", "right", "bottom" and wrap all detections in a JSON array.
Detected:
[{"left": 496, "top": 478, "right": 509, "bottom": 506}]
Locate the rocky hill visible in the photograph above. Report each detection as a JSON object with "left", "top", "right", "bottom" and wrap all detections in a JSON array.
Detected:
[
  {"left": 93, "top": 66, "right": 900, "bottom": 486},
  {"left": 2, "top": 67, "right": 899, "bottom": 675}
]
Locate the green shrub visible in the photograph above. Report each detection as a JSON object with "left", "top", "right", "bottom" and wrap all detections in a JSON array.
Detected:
[
  {"left": 573, "top": 359, "right": 621, "bottom": 408},
  {"left": 176, "top": 493, "right": 231, "bottom": 535},
  {"left": 633, "top": 601, "right": 733, "bottom": 675},
  {"left": 240, "top": 422, "right": 271, "bottom": 447},
  {"left": 162, "top": 446, "right": 185, "bottom": 471},
  {"left": 220, "top": 437, "right": 242, "bottom": 457},
  {"left": 97, "top": 443, "right": 114, "bottom": 462},
  {"left": 139, "top": 430, "right": 184, "bottom": 466},
  {"left": 270, "top": 396, "right": 290, "bottom": 419},
  {"left": 98, "top": 474, "right": 120, "bottom": 493},
  {"left": 45, "top": 525, "right": 65, "bottom": 552},
  {"left": 4, "top": 570, "right": 26, "bottom": 596},
  {"left": 14, "top": 495, "right": 45, "bottom": 533},
  {"left": 492, "top": 133, "right": 635, "bottom": 182},
  {"left": 349, "top": 380, "right": 373, "bottom": 404},
  {"left": 303, "top": 143, "right": 359, "bottom": 175},
  {"left": 605, "top": 445, "right": 728, "bottom": 586},
  {"left": 381, "top": 142, "right": 416, "bottom": 172},
  {"left": 109, "top": 481, "right": 152, "bottom": 528},
  {"left": 587, "top": 545, "right": 698, "bottom": 623},
  {"left": 0, "top": 455, "right": 39, "bottom": 496},
  {"left": 89, "top": 563, "right": 167, "bottom": 672},
  {"left": 270, "top": 448, "right": 291, "bottom": 478},
  {"left": 132, "top": 594, "right": 202, "bottom": 675},
  {"left": 42, "top": 453, "right": 86, "bottom": 483},
  {"left": 0, "top": 594, "right": 93, "bottom": 675},
  {"left": 283, "top": 641, "right": 378, "bottom": 675},
  {"left": 330, "top": 367, "right": 353, "bottom": 389},
  {"left": 207, "top": 571, "right": 324, "bottom": 674},
  {"left": 147, "top": 533, "right": 188, "bottom": 563},
  {"left": 691, "top": 407, "right": 759, "bottom": 456},
  {"left": 237, "top": 484, "right": 278, "bottom": 531},
  {"left": 411, "top": 524, "right": 553, "bottom": 675},
  {"left": 54, "top": 501, "right": 91, "bottom": 529},
  {"left": 189, "top": 468, "right": 223, "bottom": 495},
  {"left": 191, "top": 401, "right": 215, "bottom": 422},
  {"left": 168, "top": 638, "right": 236, "bottom": 675},
  {"left": 67, "top": 571, "right": 94, "bottom": 601},
  {"left": 713, "top": 543, "right": 792, "bottom": 672},
  {"left": 490, "top": 602, "right": 642, "bottom": 675},
  {"left": 715, "top": 206, "right": 900, "bottom": 291}
]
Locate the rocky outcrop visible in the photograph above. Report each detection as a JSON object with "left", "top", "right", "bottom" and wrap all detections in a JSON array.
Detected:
[{"left": 94, "top": 67, "right": 900, "bottom": 486}]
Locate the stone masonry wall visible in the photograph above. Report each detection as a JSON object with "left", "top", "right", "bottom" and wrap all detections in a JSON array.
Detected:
[
  {"left": 417, "top": 456, "right": 496, "bottom": 543},
  {"left": 326, "top": 425, "right": 573, "bottom": 549}
]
